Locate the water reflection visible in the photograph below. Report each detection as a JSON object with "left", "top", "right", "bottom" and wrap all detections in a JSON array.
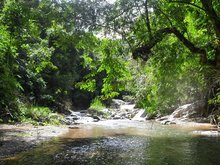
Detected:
[{"left": 1, "top": 121, "right": 220, "bottom": 165}]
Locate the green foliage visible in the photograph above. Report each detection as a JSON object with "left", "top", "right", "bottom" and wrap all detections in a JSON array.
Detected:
[
  {"left": 0, "top": 0, "right": 88, "bottom": 121},
  {"left": 76, "top": 79, "right": 96, "bottom": 92},
  {"left": 0, "top": 0, "right": 219, "bottom": 121},
  {"left": 208, "top": 96, "right": 220, "bottom": 105},
  {"left": 0, "top": 0, "right": 25, "bottom": 37},
  {"left": 129, "top": 36, "right": 207, "bottom": 114},
  {"left": 77, "top": 38, "right": 131, "bottom": 99},
  {"left": 93, "top": 0, "right": 217, "bottom": 114},
  {"left": 19, "top": 104, "right": 63, "bottom": 125},
  {"left": 88, "top": 97, "right": 111, "bottom": 118},
  {"left": 89, "top": 97, "right": 106, "bottom": 111},
  {"left": 23, "top": 40, "right": 56, "bottom": 74},
  {"left": 0, "top": 25, "right": 19, "bottom": 120}
]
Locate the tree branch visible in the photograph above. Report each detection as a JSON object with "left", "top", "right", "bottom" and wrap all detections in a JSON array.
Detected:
[
  {"left": 169, "top": 1, "right": 206, "bottom": 12},
  {"left": 155, "top": 6, "right": 173, "bottom": 27},
  {"left": 200, "top": 0, "right": 220, "bottom": 40},
  {"left": 144, "top": 0, "right": 152, "bottom": 39},
  {"left": 106, "top": 5, "right": 140, "bottom": 23},
  {"left": 132, "top": 27, "right": 207, "bottom": 63}
]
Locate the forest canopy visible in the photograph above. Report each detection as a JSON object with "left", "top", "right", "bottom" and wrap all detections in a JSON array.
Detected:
[{"left": 0, "top": 0, "right": 220, "bottom": 122}]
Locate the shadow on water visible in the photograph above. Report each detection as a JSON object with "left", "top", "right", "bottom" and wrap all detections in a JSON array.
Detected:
[{"left": 1, "top": 121, "right": 220, "bottom": 165}]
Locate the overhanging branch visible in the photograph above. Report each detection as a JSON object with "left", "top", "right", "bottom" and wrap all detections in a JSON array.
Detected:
[
  {"left": 169, "top": 1, "right": 206, "bottom": 12},
  {"left": 132, "top": 27, "right": 207, "bottom": 63}
]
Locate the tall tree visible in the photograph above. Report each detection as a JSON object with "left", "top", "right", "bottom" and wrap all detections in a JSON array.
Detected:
[
  {"left": 131, "top": 0, "right": 220, "bottom": 112},
  {"left": 72, "top": 0, "right": 220, "bottom": 113}
]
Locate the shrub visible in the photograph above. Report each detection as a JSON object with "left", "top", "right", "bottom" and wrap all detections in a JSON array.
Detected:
[
  {"left": 19, "top": 103, "right": 63, "bottom": 125},
  {"left": 89, "top": 97, "right": 105, "bottom": 111}
]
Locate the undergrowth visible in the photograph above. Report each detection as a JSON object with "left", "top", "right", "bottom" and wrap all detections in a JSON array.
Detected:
[{"left": 18, "top": 102, "right": 63, "bottom": 125}]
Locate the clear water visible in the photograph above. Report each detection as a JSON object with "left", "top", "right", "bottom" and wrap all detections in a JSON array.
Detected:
[{"left": 0, "top": 120, "right": 220, "bottom": 165}]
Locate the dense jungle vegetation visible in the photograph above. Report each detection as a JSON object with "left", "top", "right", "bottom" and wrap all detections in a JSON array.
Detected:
[{"left": 0, "top": 0, "right": 220, "bottom": 123}]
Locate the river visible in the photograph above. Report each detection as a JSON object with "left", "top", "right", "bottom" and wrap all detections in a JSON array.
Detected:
[{"left": 1, "top": 120, "right": 220, "bottom": 165}]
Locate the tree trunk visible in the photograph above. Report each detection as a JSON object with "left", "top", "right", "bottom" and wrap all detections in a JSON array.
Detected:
[
  {"left": 200, "top": 0, "right": 220, "bottom": 70},
  {"left": 200, "top": 0, "right": 220, "bottom": 40}
]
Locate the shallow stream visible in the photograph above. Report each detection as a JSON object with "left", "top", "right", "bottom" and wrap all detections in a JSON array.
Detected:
[{"left": 1, "top": 120, "right": 220, "bottom": 165}]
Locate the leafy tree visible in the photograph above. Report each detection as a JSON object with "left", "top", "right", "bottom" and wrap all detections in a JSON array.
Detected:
[
  {"left": 71, "top": 0, "right": 220, "bottom": 114},
  {"left": 130, "top": 0, "right": 220, "bottom": 113},
  {"left": 0, "top": 26, "right": 18, "bottom": 121},
  {"left": 0, "top": 0, "right": 89, "bottom": 120},
  {"left": 76, "top": 36, "right": 131, "bottom": 100},
  {"left": 1, "top": 0, "right": 219, "bottom": 121}
]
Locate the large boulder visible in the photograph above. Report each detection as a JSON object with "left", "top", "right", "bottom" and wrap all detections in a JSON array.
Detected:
[
  {"left": 132, "top": 109, "right": 146, "bottom": 121},
  {"left": 170, "top": 100, "right": 206, "bottom": 119},
  {"left": 157, "top": 100, "right": 207, "bottom": 125},
  {"left": 110, "top": 99, "right": 127, "bottom": 109},
  {"left": 120, "top": 104, "right": 135, "bottom": 111}
]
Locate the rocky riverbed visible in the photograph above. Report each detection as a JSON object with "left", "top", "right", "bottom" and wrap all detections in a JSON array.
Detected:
[
  {"left": 0, "top": 124, "right": 68, "bottom": 158},
  {"left": 63, "top": 99, "right": 145, "bottom": 125},
  {"left": 1, "top": 99, "right": 220, "bottom": 159}
]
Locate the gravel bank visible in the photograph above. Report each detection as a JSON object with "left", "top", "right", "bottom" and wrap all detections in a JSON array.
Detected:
[{"left": 0, "top": 124, "right": 68, "bottom": 158}]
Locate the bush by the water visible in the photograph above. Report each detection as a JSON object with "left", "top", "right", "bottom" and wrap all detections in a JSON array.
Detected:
[
  {"left": 89, "top": 98, "right": 106, "bottom": 111},
  {"left": 19, "top": 104, "right": 63, "bottom": 125},
  {"left": 88, "top": 98, "right": 111, "bottom": 118}
]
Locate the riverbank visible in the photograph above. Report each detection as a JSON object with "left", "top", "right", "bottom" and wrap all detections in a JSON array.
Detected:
[
  {"left": 0, "top": 115, "right": 218, "bottom": 159},
  {"left": 1, "top": 120, "right": 220, "bottom": 165},
  {"left": 0, "top": 124, "right": 68, "bottom": 159}
]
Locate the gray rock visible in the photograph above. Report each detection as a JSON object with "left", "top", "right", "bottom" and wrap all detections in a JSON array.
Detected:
[
  {"left": 132, "top": 109, "right": 146, "bottom": 121},
  {"left": 161, "top": 120, "right": 170, "bottom": 125},
  {"left": 126, "top": 114, "right": 131, "bottom": 118},
  {"left": 111, "top": 99, "right": 126, "bottom": 108},
  {"left": 71, "top": 115, "right": 81, "bottom": 120},
  {"left": 169, "top": 121, "right": 176, "bottom": 125},
  {"left": 156, "top": 116, "right": 169, "bottom": 121},
  {"left": 113, "top": 115, "right": 121, "bottom": 119},
  {"left": 145, "top": 114, "right": 156, "bottom": 120},
  {"left": 170, "top": 100, "right": 206, "bottom": 119},
  {"left": 86, "top": 113, "right": 92, "bottom": 117},
  {"left": 101, "top": 108, "right": 110, "bottom": 113},
  {"left": 120, "top": 104, "right": 135, "bottom": 111},
  {"left": 92, "top": 116, "right": 101, "bottom": 122}
]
